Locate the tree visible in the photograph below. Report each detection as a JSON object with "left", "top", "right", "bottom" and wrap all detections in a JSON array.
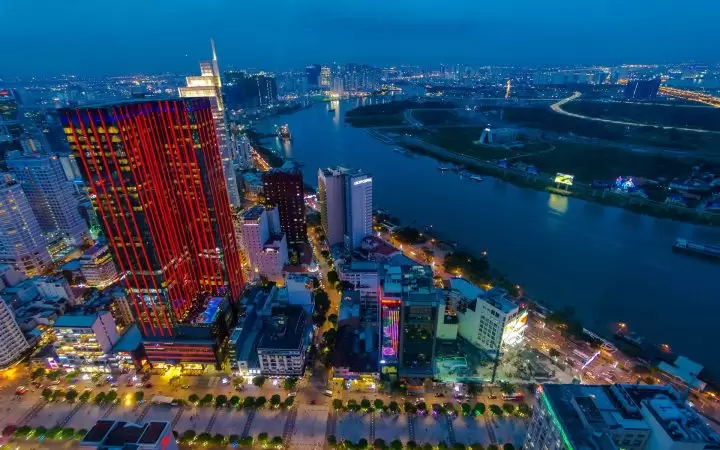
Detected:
[
  {"left": 243, "top": 396, "right": 255, "bottom": 408},
  {"left": 333, "top": 399, "right": 343, "bottom": 410},
  {"left": 374, "top": 399, "right": 384, "bottom": 411},
  {"left": 14, "top": 426, "right": 32, "bottom": 437},
  {"left": 311, "top": 277, "right": 321, "bottom": 290},
  {"left": 320, "top": 250, "right": 330, "bottom": 260},
  {"left": 61, "top": 428, "right": 74, "bottom": 440},
  {"left": 229, "top": 434, "right": 240, "bottom": 445},
  {"left": 470, "top": 445, "right": 484, "bottom": 450},
  {"left": 230, "top": 395, "right": 241, "bottom": 408},
  {"left": 313, "top": 314, "right": 327, "bottom": 327},
  {"left": 358, "top": 438, "right": 368, "bottom": 449},
  {"left": 549, "top": 348, "right": 561, "bottom": 358},
  {"left": 240, "top": 436, "right": 253, "bottom": 446},
  {"left": 75, "top": 429, "right": 88, "bottom": 440},
  {"left": 48, "top": 426, "right": 62, "bottom": 440},
  {"left": 391, "top": 439, "right": 403, "bottom": 450},
  {"left": 41, "top": 388, "right": 53, "bottom": 400},
  {"left": 200, "top": 394, "right": 214, "bottom": 406},
  {"left": 283, "top": 377, "right": 298, "bottom": 391},
  {"left": 134, "top": 391, "right": 144, "bottom": 403},
  {"left": 105, "top": 390, "right": 117, "bottom": 403},
  {"left": 517, "top": 403, "right": 531, "bottom": 417},
  {"left": 180, "top": 430, "right": 196, "bottom": 443},
  {"left": 52, "top": 389, "right": 65, "bottom": 401},
  {"left": 489, "top": 404, "right": 503, "bottom": 416},
  {"left": 404, "top": 401, "right": 416, "bottom": 414},
  {"left": 255, "top": 396, "right": 267, "bottom": 408},
  {"left": 94, "top": 392, "right": 106, "bottom": 404},
  {"left": 438, "top": 443, "right": 449, "bottom": 450},
  {"left": 474, "top": 402, "right": 486, "bottom": 416},
  {"left": 503, "top": 444, "right": 515, "bottom": 450},
  {"left": 633, "top": 364, "right": 651, "bottom": 375},
  {"left": 212, "top": 433, "right": 226, "bottom": 445},
  {"left": 79, "top": 391, "right": 91, "bottom": 403},
  {"left": 215, "top": 394, "right": 228, "bottom": 407},
  {"left": 502, "top": 403, "right": 515, "bottom": 415},
  {"left": 422, "top": 444, "right": 434, "bottom": 450},
  {"left": 2, "top": 425, "right": 16, "bottom": 437},
  {"left": 284, "top": 396, "right": 295, "bottom": 408},
  {"left": 461, "top": 403, "right": 471, "bottom": 416},
  {"left": 328, "top": 435, "right": 337, "bottom": 446},
  {"left": 373, "top": 438, "right": 387, "bottom": 449},
  {"left": 253, "top": 375, "right": 266, "bottom": 387},
  {"left": 327, "top": 270, "right": 339, "bottom": 285},
  {"left": 257, "top": 432, "right": 269, "bottom": 444},
  {"left": 406, "top": 441, "right": 418, "bottom": 449},
  {"left": 35, "top": 426, "right": 47, "bottom": 437},
  {"left": 498, "top": 381, "right": 515, "bottom": 395},
  {"left": 361, "top": 399, "right": 371, "bottom": 411},
  {"left": 31, "top": 367, "right": 46, "bottom": 380},
  {"left": 188, "top": 394, "right": 199, "bottom": 404},
  {"left": 197, "top": 432, "right": 212, "bottom": 445},
  {"left": 416, "top": 401, "right": 427, "bottom": 412},
  {"left": 388, "top": 401, "right": 399, "bottom": 413},
  {"left": 271, "top": 436, "right": 283, "bottom": 447},
  {"left": 314, "top": 290, "right": 330, "bottom": 312},
  {"left": 454, "top": 444, "right": 467, "bottom": 450},
  {"left": 270, "top": 394, "right": 282, "bottom": 407},
  {"left": 328, "top": 314, "right": 338, "bottom": 325},
  {"left": 66, "top": 390, "right": 78, "bottom": 403}
]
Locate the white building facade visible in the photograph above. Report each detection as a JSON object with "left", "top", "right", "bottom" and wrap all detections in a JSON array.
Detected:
[{"left": 0, "top": 298, "right": 29, "bottom": 368}]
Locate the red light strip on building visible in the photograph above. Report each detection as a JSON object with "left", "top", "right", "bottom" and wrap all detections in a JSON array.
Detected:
[
  {"left": 86, "top": 108, "right": 170, "bottom": 336},
  {"left": 65, "top": 110, "right": 151, "bottom": 336}
]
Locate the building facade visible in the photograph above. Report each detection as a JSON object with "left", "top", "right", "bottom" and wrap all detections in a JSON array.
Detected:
[
  {"left": 53, "top": 312, "right": 119, "bottom": 372},
  {"left": 178, "top": 40, "right": 241, "bottom": 208},
  {"left": 81, "top": 420, "right": 178, "bottom": 450},
  {"left": 256, "top": 306, "right": 309, "bottom": 376},
  {"left": 61, "top": 98, "right": 243, "bottom": 339},
  {"left": 79, "top": 244, "right": 118, "bottom": 288},
  {"left": 238, "top": 205, "right": 288, "bottom": 279},
  {"left": 317, "top": 166, "right": 373, "bottom": 250},
  {"left": 526, "top": 383, "right": 720, "bottom": 450},
  {"left": 0, "top": 297, "right": 29, "bottom": 368},
  {"left": 262, "top": 163, "right": 307, "bottom": 244},
  {"left": 318, "top": 167, "right": 346, "bottom": 246},
  {"left": 0, "top": 175, "right": 51, "bottom": 276},
  {"left": 7, "top": 155, "right": 88, "bottom": 245}
]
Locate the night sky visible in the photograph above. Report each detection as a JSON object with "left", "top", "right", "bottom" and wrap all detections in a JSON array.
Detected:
[{"left": 1, "top": 0, "right": 717, "bottom": 76}]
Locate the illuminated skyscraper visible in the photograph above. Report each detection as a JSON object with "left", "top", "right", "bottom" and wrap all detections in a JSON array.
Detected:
[
  {"left": 262, "top": 163, "right": 307, "bottom": 245},
  {"left": 60, "top": 98, "right": 243, "bottom": 338},
  {"left": 7, "top": 154, "right": 88, "bottom": 245},
  {"left": 179, "top": 40, "right": 241, "bottom": 207},
  {"left": 0, "top": 174, "right": 52, "bottom": 276},
  {"left": 320, "top": 65, "right": 332, "bottom": 88}
]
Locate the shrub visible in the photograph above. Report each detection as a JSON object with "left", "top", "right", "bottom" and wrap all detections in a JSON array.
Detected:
[{"left": 215, "top": 394, "right": 228, "bottom": 407}]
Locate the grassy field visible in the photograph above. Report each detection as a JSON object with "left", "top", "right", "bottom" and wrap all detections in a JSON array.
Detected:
[
  {"left": 412, "top": 109, "right": 459, "bottom": 126},
  {"left": 344, "top": 100, "right": 455, "bottom": 127},
  {"left": 563, "top": 101, "right": 720, "bottom": 131},
  {"left": 501, "top": 106, "right": 720, "bottom": 153}
]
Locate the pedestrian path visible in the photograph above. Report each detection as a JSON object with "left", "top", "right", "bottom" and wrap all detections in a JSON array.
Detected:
[
  {"left": 240, "top": 409, "right": 256, "bottom": 438},
  {"left": 58, "top": 403, "right": 83, "bottom": 428},
  {"left": 205, "top": 407, "right": 220, "bottom": 433},
  {"left": 19, "top": 400, "right": 45, "bottom": 426}
]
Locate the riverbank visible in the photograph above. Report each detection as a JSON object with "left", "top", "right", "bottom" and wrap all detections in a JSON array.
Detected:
[{"left": 390, "top": 134, "right": 720, "bottom": 226}]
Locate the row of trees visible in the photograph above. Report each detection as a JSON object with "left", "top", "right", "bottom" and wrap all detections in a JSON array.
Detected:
[
  {"left": 235, "top": 375, "right": 298, "bottom": 390},
  {"left": 4, "top": 425, "right": 87, "bottom": 441},
  {"left": 331, "top": 399, "right": 531, "bottom": 418},
  {"left": 41, "top": 388, "right": 144, "bottom": 405},
  {"left": 178, "top": 430, "right": 283, "bottom": 448},
  {"left": 187, "top": 393, "right": 294, "bottom": 409},
  {"left": 328, "top": 436, "right": 517, "bottom": 450}
]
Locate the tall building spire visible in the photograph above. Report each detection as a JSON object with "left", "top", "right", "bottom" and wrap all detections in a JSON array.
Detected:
[{"left": 211, "top": 38, "right": 217, "bottom": 62}]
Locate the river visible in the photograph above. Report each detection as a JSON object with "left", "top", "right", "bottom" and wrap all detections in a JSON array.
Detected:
[{"left": 258, "top": 99, "right": 720, "bottom": 376}]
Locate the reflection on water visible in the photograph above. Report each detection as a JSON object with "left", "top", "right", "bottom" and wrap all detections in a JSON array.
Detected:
[
  {"left": 548, "top": 193, "right": 568, "bottom": 214},
  {"left": 281, "top": 139, "right": 292, "bottom": 159},
  {"left": 329, "top": 100, "right": 340, "bottom": 126}
]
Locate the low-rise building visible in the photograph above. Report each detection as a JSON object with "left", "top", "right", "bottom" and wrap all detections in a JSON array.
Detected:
[
  {"left": 256, "top": 305, "right": 310, "bottom": 376},
  {"left": 450, "top": 278, "right": 526, "bottom": 356},
  {"left": 285, "top": 272, "right": 314, "bottom": 313},
  {"left": 338, "top": 259, "right": 379, "bottom": 297},
  {"left": 360, "top": 235, "right": 401, "bottom": 262},
  {"left": 79, "top": 244, "right": 118, "bottom": 288},
  {"left": 526, "top": 383, "right": 720, "bottom": 450},
  {"left": 52, "top": 312, "right": 119, "bottom": 372},
  {"left": 31, "top": 274, "right": 76, "bottom": 305},
  {"left": 80, "top": 419, "right": 178, "bottom": 450}
]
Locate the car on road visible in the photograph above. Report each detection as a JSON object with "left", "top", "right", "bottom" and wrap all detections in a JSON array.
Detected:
[
  {"left": 323, "top": 390, "right": 333, "bottom": 397},
  {"left": 15, "top": 386, "right": 26, "bottom": 395},
  {"left": 181, "top": 385, "right": 190, "bottom": 389}
]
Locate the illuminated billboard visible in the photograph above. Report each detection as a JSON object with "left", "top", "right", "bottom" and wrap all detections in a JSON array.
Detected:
[{"left": 554, "top": 173, "right": 574, "bottom": 186}]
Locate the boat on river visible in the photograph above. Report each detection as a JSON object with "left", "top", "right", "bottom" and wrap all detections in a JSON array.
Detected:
[
  {"left": 276, "top": 124, "right": 292, "bottom": 141},
  {"left": 673, "top": 238, "right": 720, "bottom": 260}
]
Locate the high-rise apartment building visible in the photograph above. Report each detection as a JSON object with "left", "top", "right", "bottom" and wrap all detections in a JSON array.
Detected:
[
  {"left": 0, "top": 174, "right": 51, "bottom": 276},
  {"left": 320, "top": 65, "right": 332, "bottom": 87},
  {"left": 6, "top": 154, "right": 88, "bottom": 245},
  {"left": 262, "top": 163, "right": 307, "bottom": 244},
  {"left": 306, "top": 65, "right": 321, "bottom": 88},
  {"left": 60, "top": 98, "right": 243, "bottom": 338},
  {"left": 379, "top": 263, "right": 444, "bottom": 379},
  {"left": 178, "top": 40, "right": 241, "bottom": 208},
  {"left": 318, "top": 166, "right": 373, "bottom": 250},
  {"left": 526, "top": 383, "right": 720, "bottom": 450},
  {"left": 0, "top": 297, "right": 29, "bottom": 368}
]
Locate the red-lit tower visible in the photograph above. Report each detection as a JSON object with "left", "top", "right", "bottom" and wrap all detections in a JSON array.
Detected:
[{"left": 60, "top": 98, "right": 243, "bottom": 338}]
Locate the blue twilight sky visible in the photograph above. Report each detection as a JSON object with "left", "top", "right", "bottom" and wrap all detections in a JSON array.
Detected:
[{"left": 1, "top": 0, "right": 717, "bottom": 76}]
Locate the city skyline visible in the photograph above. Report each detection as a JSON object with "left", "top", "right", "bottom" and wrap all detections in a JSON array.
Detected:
[{"left": 2, "top": 0, "right": 719, "bottom": 77}]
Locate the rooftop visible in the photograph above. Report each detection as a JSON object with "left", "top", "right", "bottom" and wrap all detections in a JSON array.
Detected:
[
  {"left": 257, "top": 305, "right": 307, "bottom": 351},
  {"left": 82, "top": 419, "right": 171, "bottom": 448},
  {"left": 242, "top": 204, "right": 266, "bottom": 221},
  {"left": 54, "top": 313, "right": 101, "bottom": 328}
]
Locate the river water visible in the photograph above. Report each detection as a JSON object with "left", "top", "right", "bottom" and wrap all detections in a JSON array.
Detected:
[{"left": 258, "top": 99, "right": 720, "bottom": 375}]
